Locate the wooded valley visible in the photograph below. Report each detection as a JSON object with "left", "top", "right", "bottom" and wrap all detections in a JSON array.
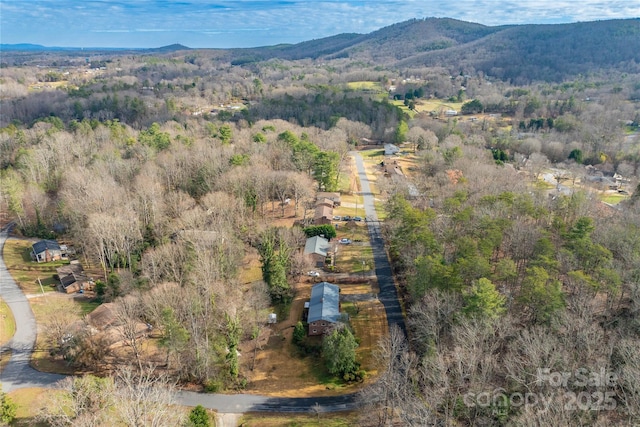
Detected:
[{"left": 1, "top": 17, "right": 640, "bottom": 426}]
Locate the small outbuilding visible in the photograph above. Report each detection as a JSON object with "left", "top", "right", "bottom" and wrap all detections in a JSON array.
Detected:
[
  {"left": 308, "top": 282, "right": 341, "bottom": 336},
  {"left": 316, "top": 192, "right": 341, "bottom": 206},
  {"left": 384, "top": 143, "right": 400, "bottom": 156}
]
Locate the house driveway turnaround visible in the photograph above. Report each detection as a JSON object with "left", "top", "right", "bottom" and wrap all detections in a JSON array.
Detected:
[{"left": 0, "top": 226, "right": 66, "bottom": 392}]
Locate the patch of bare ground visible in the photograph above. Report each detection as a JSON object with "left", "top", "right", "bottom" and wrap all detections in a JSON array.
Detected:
[
  {"left": 239, "top": 279, "right": 342, "bottom": 397},
  {"left": 349, "top": 299, "right": 387, "bottom": 376},
  {"left": 239, "top": 274, "right": 387, "bottom": 396}
]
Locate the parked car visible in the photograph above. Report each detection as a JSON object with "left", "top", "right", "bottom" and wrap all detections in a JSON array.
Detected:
[
  {"left": 333, "top": 215, "right": 342, "bottom": 220},
  {"left": 354, "top": 216, "right": 362, "bottom": 222},
  {"left": 339, "top": 238, "right": 352, "bottom": 245},
  {"left": 307, "top": 270, "right": 321, "bottom": 277},
  {"left": 343, "top": 215, "right": 352, "bottom": 221}
]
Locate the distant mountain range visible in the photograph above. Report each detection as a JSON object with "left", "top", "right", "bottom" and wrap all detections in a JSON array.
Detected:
[
  {"left": 229, "top": 18, "right": 640, "bottom": 83},
  {"left": 0, "top": 43, "right": 190, "bottom": 53},
  {"left": 4, "top": 18, "right": 640, "bottom": 82}
]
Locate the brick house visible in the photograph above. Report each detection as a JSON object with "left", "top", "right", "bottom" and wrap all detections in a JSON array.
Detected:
[
  {"left": 56, "top": 261, "right": 94, "bottom": 294},
  {"left": 314, "top": 204, "right": 333, "bottom": 225},
  {"left": 307, "top": 282, "right": 341, "bottom": 336}
]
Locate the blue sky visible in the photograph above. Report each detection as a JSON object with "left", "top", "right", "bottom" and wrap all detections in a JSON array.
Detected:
[{"left": 1, "top": 0, "right": 638, "bottom": 48}]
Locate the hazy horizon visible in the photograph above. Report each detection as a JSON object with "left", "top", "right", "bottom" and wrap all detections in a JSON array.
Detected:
[{"left": 2, "top": 0, "right": 639, "bottom": 49}]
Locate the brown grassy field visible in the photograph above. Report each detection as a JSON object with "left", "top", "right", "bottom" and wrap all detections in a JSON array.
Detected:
[
  {"left": 334, "top": 241, "right": 373, "bottom": 274},
  {"left": 240, "top": 280, "right": 351, "bottom": 397},
  {"left": 7, "top": 387, "right": 51, "bottom": 427},
  {"left": 240, "top": 411, "right": 359, "bottom": 426},
  {"left": 239, "top": 272, "right": 387, "bottom": 397},
  {"left": 0, "top": 297, "right": 16, "bottom": 346}
]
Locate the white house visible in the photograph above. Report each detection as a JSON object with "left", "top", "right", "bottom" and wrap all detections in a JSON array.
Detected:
[{"left": 384, "top": 143, "right": 400, "bottom": 156}]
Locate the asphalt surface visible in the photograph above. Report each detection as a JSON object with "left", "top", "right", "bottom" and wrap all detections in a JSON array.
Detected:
[
  {"left": 0, "top": 226, "right": 66, "bottom": 392},
  {"left": 0, "top": 156, "right": 406, "bottom": 412},
  {"left": 176, "top": 390, "right": 358, "bottom": 413},
  {"left": 353, "top": 152, "right": 407, "bottom": 335}
]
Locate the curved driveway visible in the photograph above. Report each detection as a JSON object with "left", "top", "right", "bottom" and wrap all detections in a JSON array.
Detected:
[
  {"left": 0, "top": 154, "right": 405, "bottom": 412},
  {"left": 0, "top": 225, "right": 66, "bottom": 392}
]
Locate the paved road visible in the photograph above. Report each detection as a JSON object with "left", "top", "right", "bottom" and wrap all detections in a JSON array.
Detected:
[
  {"left": 0, "top": 225, "right": 66, "bottom": 392},
  {"left": 353, "top": 152, "right": 407, "bottom": 335},
  {"left": 176, "top": 391, "right": 358, "bottom": 413}
]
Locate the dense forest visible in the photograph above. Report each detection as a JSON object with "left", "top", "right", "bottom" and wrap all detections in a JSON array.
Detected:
[{"left": 1, "top": 17, "right": 640, "bottom": 426}]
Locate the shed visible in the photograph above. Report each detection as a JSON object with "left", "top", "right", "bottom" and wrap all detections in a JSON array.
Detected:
[
  {"left": 384, "top": 143, "right": 400, "bottom": 156},
  {"left": 316, "top": 192, "right": 341, "bottom": 206}
]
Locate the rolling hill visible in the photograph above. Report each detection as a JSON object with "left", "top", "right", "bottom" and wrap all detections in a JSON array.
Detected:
[
  {"left": 229, "top": 17, "right": 640, "bottom": 83},
  {"left": 4, "top": 18, "right": 640, "bottom": 83}
]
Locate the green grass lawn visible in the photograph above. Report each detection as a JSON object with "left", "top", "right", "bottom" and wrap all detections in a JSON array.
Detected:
[
  {"left": 534, "top": 179, "right": 555, "bottom": 190},
  {"left": 0, "top": 298, "right": 16, "bottom": 345},
  {"left": 390, "top": 100, "right": 416, "bottom": 118},
  {"left": 361, "top": 149, "right": 385, "bottom": 158},
  {"left": 414, "top": 98, "right": 465, "bottom": 114},
  {"left": 3, "top": 239, "right": 67, "bottom": 294},
  {"left": 334, "top": 225, "right": 374, "bottom": 274},
  {"left": 338, "top": 168, "right": 352, "bottom": 194},
  {"left": 76, "top": 299, "right": 101, "bottom": 315},
  {"left": 374, "top": 203, "right": 388, "bottom": 221},
  {"left": 346, "top": 81, "right": 384, "bottom": 91},
  {"left": 347, "top": 299, "right": 387, "bottom": 374},
  {"left": 601, "top": 193, "right": 628, "bottom": 204}
]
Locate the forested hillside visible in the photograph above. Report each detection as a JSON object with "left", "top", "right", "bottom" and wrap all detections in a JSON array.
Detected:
[
  {"left": 230, "top": 17, "right": 640, "bottom": 83},
  {"left": 398, "top": 18, "right": 640, "bottom": 83}
]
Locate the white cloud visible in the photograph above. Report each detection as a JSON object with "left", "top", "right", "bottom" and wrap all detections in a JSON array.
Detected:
[{"left": 1, "top": 0, "right": 638, "bottom": 47}]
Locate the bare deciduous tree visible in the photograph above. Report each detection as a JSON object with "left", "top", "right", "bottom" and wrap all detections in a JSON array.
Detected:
[
  {"left": 112, "top": 365, "right": 184, "bottom": 427},
  {"left": 114, "top": 295, "right": 146, "bottom": 371}
]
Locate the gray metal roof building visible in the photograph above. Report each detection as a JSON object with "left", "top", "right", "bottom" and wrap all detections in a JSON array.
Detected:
[
  {"left": 303, "top": 235, "right": 330, "bottom": 257},
  {"left": 308, "top": 282, "right": 341, "bottom": 324}
]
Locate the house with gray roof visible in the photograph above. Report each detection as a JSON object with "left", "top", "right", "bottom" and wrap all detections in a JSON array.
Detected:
[
  {"left": 304, "top": 235, "right": 330, "bottom": 267},
  {"left": 31, "top": 239, "right": 63, "bottom": 263},
  {"left": 308, "top": 282, "right": 341, "bottom": 335},
  {"left": 384, "top": 143, "right": 400, "bottom": 156}
]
